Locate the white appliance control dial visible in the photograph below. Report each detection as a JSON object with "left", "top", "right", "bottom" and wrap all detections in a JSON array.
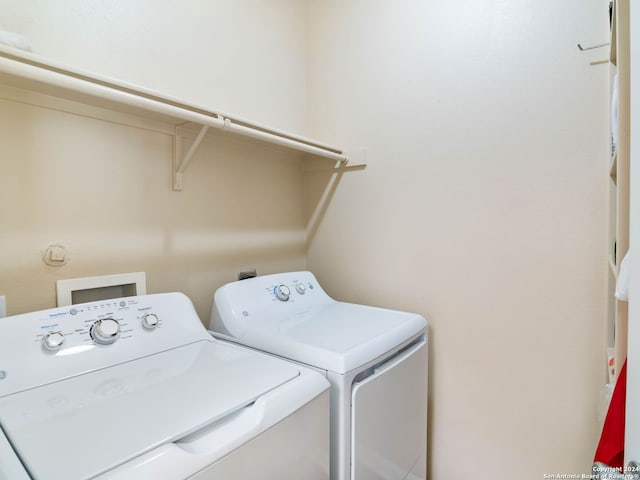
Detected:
[
  {"left": 42, "top": 331, "right": 65, "bottom": 352},
  {"left": 295, "top": 283, "right": 306, "bottom": 294},
  {"left": 91, "top": 318, "right": 121, "bottom": 345},
  {"left": 141, "top": 313, "right": 159, "bottom": 330},
  {"left": 274, "top": 284, "right": 291, "bottom": 302}
]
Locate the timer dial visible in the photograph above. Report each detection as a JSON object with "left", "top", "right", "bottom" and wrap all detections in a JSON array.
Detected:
[
  {"left": 42, "top": 331, "right": 65, "bottom": 352},
  {"left": 141, "top": 313, "right": 159, "bottom": 330},
  {"left": 274, "top": 284, "right": 291, "bottom": 302},
  {"left": 91, "top": 318, "right": 121, "bottom": 345}
]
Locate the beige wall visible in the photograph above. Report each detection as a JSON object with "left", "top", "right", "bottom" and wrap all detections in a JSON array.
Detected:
[
  {"left": 304, "top": 0, "right": 609, "bottom": 478},
  {"left": 0, "top": 0, "right": 308, "bottom": 320}
]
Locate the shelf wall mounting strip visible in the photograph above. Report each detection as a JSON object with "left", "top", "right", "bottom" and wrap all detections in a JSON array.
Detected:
[{"left": 0, "top": 46, "right": 350, "bottom": 190}]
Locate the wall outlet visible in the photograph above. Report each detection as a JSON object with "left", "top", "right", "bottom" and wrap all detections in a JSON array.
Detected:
[{"left": 238, "top": 269, "right": 257, "bottom": 280}]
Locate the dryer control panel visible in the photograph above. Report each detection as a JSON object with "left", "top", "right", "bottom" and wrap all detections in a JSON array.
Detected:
[
  {"left": 270, "top": 277, "right": 317, "bottom": 303},
  {"left": 0, "top": 293, "right": 211, "bottom": 397},
  {"left": 210, "top": 271, "right": 334, "bottom": 338}
]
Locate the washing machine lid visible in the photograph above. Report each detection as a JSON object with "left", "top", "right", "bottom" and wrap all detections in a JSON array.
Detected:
[
  {"left": 0, "top": 340, "right": 299, "bottom": 480},
  {"left": 240, "top": 302, "right": 426, "bottom": 374}
]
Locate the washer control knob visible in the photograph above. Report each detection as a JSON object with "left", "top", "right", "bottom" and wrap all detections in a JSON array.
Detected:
[
  {"left": 274, "top": 284, "right": 291, "bottom": 302},
  {"left": 295, "top": 283, "right": 306, "bottom": 295},
  {"left": 91, "top": 318, "right": 121, "bottom": 345},
  {"left": 42, "top": 331, "right": 65, "bottom": 352},
  {"left": 141, "top": 313, "right": 159, "bottom": 330}
]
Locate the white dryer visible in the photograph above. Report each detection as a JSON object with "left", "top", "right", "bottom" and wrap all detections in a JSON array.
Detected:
[
  {"left": 0, "top": 292, "right": 330, "bottom": 480},
  {"left": 210, "top": 271, "right": 428, "bottom": 480}
]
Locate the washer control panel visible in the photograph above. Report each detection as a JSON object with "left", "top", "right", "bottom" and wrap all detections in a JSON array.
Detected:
[
  {"left": 31, "top": 297, "right": 162, "bottom": 353},
  {"left": 0, "top": 292, "right": 211, "bottom": 397}
]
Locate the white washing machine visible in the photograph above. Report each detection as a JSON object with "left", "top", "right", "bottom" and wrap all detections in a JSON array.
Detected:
[
  {"left": 210, "top": 271, "right": 428, "bottom": 480},
  {"left": 0, "top": 292, "right": 330, "bottom": 480}
]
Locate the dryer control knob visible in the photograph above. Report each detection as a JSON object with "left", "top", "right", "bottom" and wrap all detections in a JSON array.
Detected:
[
  {"left": 141, "top": 313, "right": 159, "bottom": 330},
  {"left": 295, "top": 283, "right": 306, "bottom": 295},
  {"left": 274, "top": 284, "right": 291, "bottom": 302},
  {"left": 42, "top": 331, "right": 65, "bottom": 352},
  {"left": 91, "top": 318, "right": 121, "bottom": 345}
]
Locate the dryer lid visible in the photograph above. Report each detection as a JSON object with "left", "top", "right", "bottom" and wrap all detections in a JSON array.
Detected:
[
  {"left": 240, "top": 302, "right": 426, "bottom": 374},
  {"left": 0, "top": 340, "right": 299, "bottom": 480}
]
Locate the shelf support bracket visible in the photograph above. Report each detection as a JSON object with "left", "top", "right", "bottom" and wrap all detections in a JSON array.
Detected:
[{"left": 173, "top": 124, "right": 210, "bottom": 190}]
